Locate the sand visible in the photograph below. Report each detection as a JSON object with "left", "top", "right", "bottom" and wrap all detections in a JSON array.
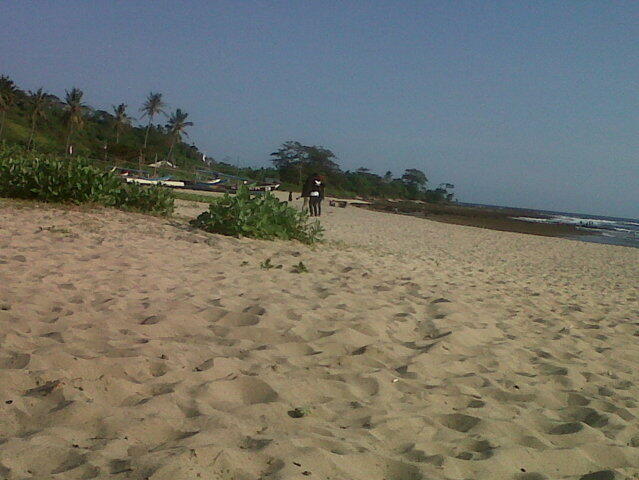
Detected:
[{"left": 1, "top": 196, "right": 638, "bottom": 480}]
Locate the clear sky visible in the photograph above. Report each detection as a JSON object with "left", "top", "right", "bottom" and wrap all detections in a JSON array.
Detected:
[{"left": 2, "top": 1, "right": 637, "bottom": 217}]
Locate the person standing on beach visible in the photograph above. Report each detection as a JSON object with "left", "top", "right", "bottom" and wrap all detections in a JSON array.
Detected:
[
  {"left": 308, "top": 174, "right": 325, "bottom": 217},
  {"left": 300, "top": 173, "right": 314, "bottom": 213}
]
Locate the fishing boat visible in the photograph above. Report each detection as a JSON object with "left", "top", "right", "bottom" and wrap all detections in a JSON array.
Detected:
[
  {"left": 182, "top": 178, "right": 225, "bottom": 191},
  {"left": 124, "top": 176, "right": 185, "bottom": 188}
]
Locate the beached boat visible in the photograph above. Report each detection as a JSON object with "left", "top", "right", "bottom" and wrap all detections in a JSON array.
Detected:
[
  {"left": 249, "top": 182, "right": 280, "bottom": 192},
  {"left": 123, "top": 176, "right": 186, "bottom": 188}
]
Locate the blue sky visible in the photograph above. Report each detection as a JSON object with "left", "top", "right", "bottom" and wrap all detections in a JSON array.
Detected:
[{"left": 2, "top": 1, "right": 637, "bottom": 217}]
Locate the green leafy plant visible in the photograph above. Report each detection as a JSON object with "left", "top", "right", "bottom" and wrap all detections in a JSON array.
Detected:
[
  {"left": 0, "top": 147, "right": 174, "bottom": 215},
  {"left": 190, "top": 185, "right": 323, "bottom": 244},
  {"left": 291, "top": 261, "right": 308, "bottom": 273},
  {"left": 260, "top": 258, "right": 283, "bottom": 270}
]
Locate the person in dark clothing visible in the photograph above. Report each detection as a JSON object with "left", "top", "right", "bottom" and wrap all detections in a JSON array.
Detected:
[
  {"left": 308, "top": 174, "right": 325, "bottom": 217},
  {"left": 299, "top": 174, "right": 315, "bottom": 213}
]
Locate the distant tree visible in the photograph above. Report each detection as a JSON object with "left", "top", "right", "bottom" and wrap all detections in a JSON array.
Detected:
[
  {"left": 401, "top": 168, "right": 428, "bottom": 200},
  {"left": 383, "top": 170, "right": 393, "bottom": 183},
  {"left": 401, "top": 168, "right": 428, "bottom": 189},
  {"left": 0, "top": 75, "right": 18, "bottom": 140},
  {"left": 64, "top": 87, "right": 85, "bottom": 155},
  {"left": 166, "top": 108, "right": 193, "bottom": 164},
  {"left": 27, "top": 88, "right": 48, "bottom": 149},
  {"left": 140, "top": 92, "right": 166, "bottom": 151},
  {"left": 112, "top": 103, "right": 132, "bottom": 144},
  {"left": 356, "top": 167, "right": 370, "bottom": 174},
  {"left": 270, "top": 141, "right": 304, "bottom": 167},
  {"left": 270, "top": 141, "right": 340, "bottom": 185},
  {"left": 304, "top": 145, "right": 340, "bottom": 174}
]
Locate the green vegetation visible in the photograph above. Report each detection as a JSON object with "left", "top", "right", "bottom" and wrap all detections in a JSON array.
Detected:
[
  {"left": 0, "top": 76, "right": 201, "bottom": 169},
  {"left": 140, "top": 92, "right": 166, "bottom": 152},
  {"left": 190, "top": 185, "right": 323, "bottom": 244},
  {"left": 112, "top": 103, "right": 132, "bottom": 145},
  {"left": 0, "top": 74, "right": 455, "bottom": 203},
  {"left": 0, "top": 147, "right": 174, "bottom": 215},
  {"left": 270, "top": 140, "right": 454, "bottom": 201},
  {"left": 291, "top": 261, "right": 308, "bottom": 273},
  {"left": 259, "top": 258, "right": 283, "bottom": 270}
]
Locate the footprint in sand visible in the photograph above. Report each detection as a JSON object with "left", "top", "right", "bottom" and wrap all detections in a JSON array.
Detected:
[
  {"left": 547, "top": 422, "right": 583, "bottom": 435},
  {"left": 140, "top": 314, "right": 165, "bottom": 325},
  {"left": 515, "top": 473, "right": 548, "bottom": 480},
  {"left": 559, "top": 407, "right": 609, "bottom": 428},
  {"left": 579, "top": 471, "right": 617, "bottom": 480},
  {"left": 150, "top": 382, "right": 177, "bottom": 396},
  {"left": 50, "top": 452, "right": 88, "bottom": 475},
  {"left": 204, "top": 376, "right": 279, "bottom": 408},
  {"left": 218, "top": 311, "right": 261, "bottom": 327},
  {"left": 40, "top": 331, "right": 64, "bottom": 343},
  {"left": 194, "top": 358, "right": 215, "bottom": 372},
  {"left": 440, "top": 413, "right": 481, "bottom": 433},
  {"left": 0, "top": 352, "right": 30, "bottom": 369},
  {"left": 243, "top": 305, "right": 266, "bottom": 316},
  {"left": 238, "top": 436, "right": 272, "bottom": 451},
  {"left": 567, "top": 392, "right": 591, "bottom": 406}
]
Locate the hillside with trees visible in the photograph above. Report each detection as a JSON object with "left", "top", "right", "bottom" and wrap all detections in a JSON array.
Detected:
[
  {"left": 0, "top": 76, "right": 203, "bottom": 169},
  {"left": 0, "top": 74, "right": 454, "bottom": 202}
]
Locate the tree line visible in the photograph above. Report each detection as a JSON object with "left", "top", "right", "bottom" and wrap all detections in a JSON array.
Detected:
[
  {"left": 270, "top": 140, "right": 454, "bottom": 201},
  {"left": 0, "top": 75, "right": 196, "bottom": 166},
  {"left": 1, "top": 74, "right": 454, "bottom": 202}
]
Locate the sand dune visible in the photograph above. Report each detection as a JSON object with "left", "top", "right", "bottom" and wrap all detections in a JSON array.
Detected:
[{"left": 0, "top": 198, "right": 638, "bottom": 479}]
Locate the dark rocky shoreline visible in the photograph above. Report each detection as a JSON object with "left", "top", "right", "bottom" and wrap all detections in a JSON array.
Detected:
[{"left": 359, "top": 200, "right": 589, "bottom": 238}]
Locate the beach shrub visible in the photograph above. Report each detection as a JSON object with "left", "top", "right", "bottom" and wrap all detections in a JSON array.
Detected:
[
  {"left": 190, "top": 185, "right": 323, "bottom": 244},
  {"left": 291, "top": 261, "right": 308, "bottom": 273},
  {"left": 0, "top": 148, "right": 174, "bottom": 215},
  {"left": 116, "top": 181, "right": 175, "bottom": 215}
]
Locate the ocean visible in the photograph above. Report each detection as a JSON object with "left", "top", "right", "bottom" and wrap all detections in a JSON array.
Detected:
[{"left": 461, "top": 203, "right": 639, "bottom": 249}]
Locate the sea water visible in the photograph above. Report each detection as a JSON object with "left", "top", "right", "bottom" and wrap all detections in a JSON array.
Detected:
[
  {"left": 512, "top": 211, "right": 639, "bottom": 249},
  {"left": 461, "top": 203, "right": 639, "bottom": 249}
]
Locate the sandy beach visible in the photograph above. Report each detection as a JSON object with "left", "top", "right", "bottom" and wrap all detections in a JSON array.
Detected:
[{"left": 1, "top": 197, "right": 638, "bottom": 480}]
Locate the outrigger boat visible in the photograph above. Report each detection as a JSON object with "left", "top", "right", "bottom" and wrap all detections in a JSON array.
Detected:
[
  {"left": 109, "top": 166, "right": 279, "bottom": 193},
  {"left": 125, "top": 176, "right": 186, "bottom": 188}
]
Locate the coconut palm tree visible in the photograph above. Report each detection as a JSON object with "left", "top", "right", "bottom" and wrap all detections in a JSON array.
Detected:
[
  {"left": 27, "top": 88, "right": 48, "bottom": 149},
  {"left": 0, "top": 76, "right": 18, "bottom": 141},
  {"left": 64, "top": 87, "right": 85, "bottom": 155},
  {"left": 139, "top": 92, "right": 165, "bottom": 151},
  {"left": 112, "top": 103, "right": 132, "bottom": 144},
  {"left": 166, "top": 108, "right": 193, "bottom": 165}
]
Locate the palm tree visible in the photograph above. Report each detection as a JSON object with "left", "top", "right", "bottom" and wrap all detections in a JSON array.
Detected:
[
  {"left": 139, "top": 92, "right": 165, "bottom": 151},
  {"left": 27, "top": 88, "right": 48, "bottom": 149},
  {"left": 64, "top": 87, "right": 85, "bottom": 155},
  {"left": 0, "top": 76, "right": 18, "bottom": 141},
  {"left": 112, "top": 103, "right": 132, "bottom": 144},
  {"left": 166, "top": 108, "right": 193, "bottom": 165}
]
